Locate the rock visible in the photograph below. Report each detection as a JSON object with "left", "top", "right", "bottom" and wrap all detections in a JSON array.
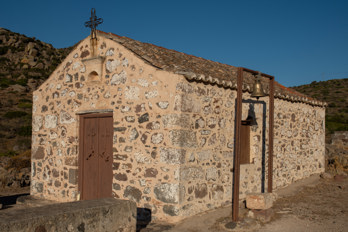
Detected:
[
  {"left": 156, "top": 101, "right": 169, "bottom": 109},
  {"left": 151, "top": 133, "right": 164, "bottom": 144},
  {"left": 180, "top": 167, "right": 204, "bottom": 181},
  {"left": 334, "top": 174, "right": 346, "bottom": 182},
  {"left": 206, "top": 167, "right": 218, "bottom": 181},
  {"left": 138, "top": 113, "right": 149, "bottom": 124},
  {"left": 251, "top": 208, "right": 275, "bottom": 223},
  {"left": 60, "top": 110, "right": 75, "bottom": 124},
  {"left": 111, "top": 70, "right": 127, "bottom": 85},
  {"left": 105, "top": 59, "right": 120, "bottom": 73},
  {"left": 68, "top": 169, "right": 78, "bottom": 184},
  {"left": 194, "top": 183, "right": 208, "bottom": 198},
  {"left": 160, "top": 148, "right": 186, "bottom": 165},
  {"left": 320, "top": 172, "right": 333, "bottom": 179},
  {"left": 169, "top": 130, "right": 197, "bottom": 148},
  {"left": 35, "top": 63, "right": 44, "bottom": 69},
  {"left": 44, "top": 115, "right": 58, "bottom": 128},
  {"left": 154, "top": 183, "right": 179, "bottom": 203},
  {"left": 162, "top": 114, "right": 190, "bottom": 128},
  {"left": 32, "top": 146, "right": 45, "bottom": 159},
  {"left": 27, "top": 78, "right": 38, "bottom": 91},
  {"left": 246, "top": 193, "right": 275, "bottom": 210},
  {"left": 247, "top": 210, "right": 254, "bottom": 218},
  {"left": 163, "top": 205, "right": 179, "bottom": 216},
  {"left": 28, "top": 60, "right": 38, "bottom": 67},
  {"left": 144, "top": 168, "right": 158, "bottom": 178},
  {"left": 124, "top": 186, "right": 142, "bottom": 202},
  {"left": 8, "top": 84, "right": 27, "bottom": 93}
]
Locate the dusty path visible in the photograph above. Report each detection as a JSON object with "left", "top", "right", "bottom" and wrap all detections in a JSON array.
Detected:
[
  {"left": 1, "top": 175, "right": 347, "bottom": 232},
  {"left": 141, "top": 174, "right": 348, "bottom": 232},
  {"left": 257, "top": 175, "right": 348, "bottom": 232}
]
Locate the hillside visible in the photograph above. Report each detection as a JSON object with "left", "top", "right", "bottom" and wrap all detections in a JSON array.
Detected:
[
  {"left": 0, "top": 28, "right": 73, "bottom": 155},
  {"left": 0, "top": 28, "right": 347, "bottom": 155},
  {"left": 291, "top": 79, "right": 348, "bottom": 139}
]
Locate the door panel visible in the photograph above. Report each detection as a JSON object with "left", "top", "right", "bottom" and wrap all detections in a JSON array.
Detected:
[
  {"left": 80, "top": 113, "right": 113, "bottom": 200},
  {"left": 83, "top": 117, "right": 99, "bottom": 200},
  {"left": 98, "top": 116, "right": 113, "bottom": 198}
]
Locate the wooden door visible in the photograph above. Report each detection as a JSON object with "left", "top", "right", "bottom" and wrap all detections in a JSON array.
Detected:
[{"left": 79, "top": 113, "right": 113, "bottom": 200}]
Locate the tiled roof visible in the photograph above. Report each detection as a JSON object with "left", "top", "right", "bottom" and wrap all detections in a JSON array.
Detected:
[{"left": 98, "top": 31, "right": 326, "bottom": 107}]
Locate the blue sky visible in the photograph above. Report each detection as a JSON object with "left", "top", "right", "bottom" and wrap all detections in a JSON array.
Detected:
[{"left": 0, "top": 0, "right": 347, "bottom": 87}]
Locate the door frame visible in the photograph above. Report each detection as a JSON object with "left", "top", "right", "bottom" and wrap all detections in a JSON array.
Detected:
[{"left": 78, "top": 112, "right": 113, "bottom": 200}]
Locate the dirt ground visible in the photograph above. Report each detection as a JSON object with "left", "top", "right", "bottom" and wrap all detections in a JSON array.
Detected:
[
  {"left": 141, "top": 174, "right": 348, "bottom": 232},
  {"left": 1, "top": 174, "right": 348, "bottom": 232}
]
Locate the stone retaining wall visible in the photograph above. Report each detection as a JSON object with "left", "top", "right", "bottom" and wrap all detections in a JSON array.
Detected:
[
  {"left": 0, "top": 198, "right": 136, "bottom": 232},
  {"left": 326, "top": 131, "right": 348, "bottom": 173}
]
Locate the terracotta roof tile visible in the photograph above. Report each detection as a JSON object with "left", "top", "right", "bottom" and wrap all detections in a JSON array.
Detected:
[{"left": 97, "top": 31, "right": 325, "bottom": 107}]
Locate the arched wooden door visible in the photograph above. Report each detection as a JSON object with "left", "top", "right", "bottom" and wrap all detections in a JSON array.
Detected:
[{"left": 79, "top": 113, "right": 113, "bottom": 200}]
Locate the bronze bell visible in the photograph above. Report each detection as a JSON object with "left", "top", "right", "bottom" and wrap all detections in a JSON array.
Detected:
[{"left": 251, "top": 72, "right": 266, "bottom": 99}]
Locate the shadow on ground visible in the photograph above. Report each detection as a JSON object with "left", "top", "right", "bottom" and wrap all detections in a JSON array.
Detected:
[{"left": 0, "top": 193, "right": 29, "bottom": 209}]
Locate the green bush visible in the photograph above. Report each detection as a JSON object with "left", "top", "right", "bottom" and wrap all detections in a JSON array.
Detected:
[
  {"left": 0, "top": 46, "right": 9, "bottom": 55},
  {"left": 0, "top": 150, "right": 17, "bottom": 157},
  {"left": 18, "top": 102, "right": 32, "bottom": 108},
  {"left": 326, "top": 121, "right": 348, "bottom": 134},
  {"left": 19, "top": 98, "right": 32, "bottom": 103},
  {"left": 4, "top": 111, "right": 28, "bottom": 119},
  {"left": 18, "top": 126, "right": 32, "bottom": 136},
  {"left": 328, "top": 103, "right": 336, "bottom": 108},
  {"left": 0, "top": 57, "right": 10, "bottom": 63},
  {"left": 16, "top": 79, "right": 28, "bottom": 86},
  {"left": 321, "top": 89, "right": 329, "bottom": 95},
  {"left": 0, "top": 78, "right": 15, "bottom": 88}
]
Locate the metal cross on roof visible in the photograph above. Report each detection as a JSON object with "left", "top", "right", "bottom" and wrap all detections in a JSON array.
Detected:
[{"left": 84, "top": 8, "right": 103, "bottom": 39}]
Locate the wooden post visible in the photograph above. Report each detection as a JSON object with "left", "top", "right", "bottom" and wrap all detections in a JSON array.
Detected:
[
  {"left": 232, "top": 67, "right": 243, "bottom": 221},
  {"left": 268, "top": 77, "right": 274, "bottom": 192}
]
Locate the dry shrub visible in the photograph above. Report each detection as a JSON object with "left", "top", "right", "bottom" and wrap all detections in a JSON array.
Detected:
[
  {"left": 327, "top": 156, "right": 348, "bottom": 174},
  {"left": 5, "top": 149, "right": 31, "bottom": 171}
]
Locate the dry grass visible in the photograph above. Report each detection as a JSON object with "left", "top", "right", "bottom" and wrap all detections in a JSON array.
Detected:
[{"left": 5, "top": 149, "right": 31, "bottom": 171}]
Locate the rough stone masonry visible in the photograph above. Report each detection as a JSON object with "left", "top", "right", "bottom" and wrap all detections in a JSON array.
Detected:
[{"left": 30, "top": 31, "right": 325, "bottom": 222}]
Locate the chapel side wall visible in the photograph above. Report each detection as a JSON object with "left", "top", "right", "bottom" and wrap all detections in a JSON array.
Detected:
[
  {"left": 172, "top": 85, "right": 269, "bottom": 217},
  {"left": 273, "top": 100, "right": 325, "bottom": 188},
  {"left": 171, "top": 81, "right": 236, "bottom": 217}
]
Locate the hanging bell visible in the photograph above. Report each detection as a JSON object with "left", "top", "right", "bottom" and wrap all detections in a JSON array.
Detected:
[{"left": 251, "top": 72, "right": 266, "bottom": 99}]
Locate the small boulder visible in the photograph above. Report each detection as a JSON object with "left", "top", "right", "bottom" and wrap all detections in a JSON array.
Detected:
[
  {"left": 251, "top": 209, "right": 275, "bottom": 223},
  {"left": 246, "top": 193, "right": 276, "bottom": 210},
  {"left": 320, "top": 172, "right": 333, "bottom": 179},
  {"left": 8, "top": 84, "right": 27, "bottom": 93}
]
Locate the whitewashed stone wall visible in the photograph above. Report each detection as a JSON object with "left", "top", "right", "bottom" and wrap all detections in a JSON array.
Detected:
[{"left": 31, "top": 35, "right": 325, "bottom": 222}]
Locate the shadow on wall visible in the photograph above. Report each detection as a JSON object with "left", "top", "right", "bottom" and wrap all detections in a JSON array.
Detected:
[{"left": 232, "top": 98, "right": 267, "bottom": 197}]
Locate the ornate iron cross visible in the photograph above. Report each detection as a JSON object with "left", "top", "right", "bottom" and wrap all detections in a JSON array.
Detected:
[{"left": 84, "top": 8, "right": 103, "bottom": 39}]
